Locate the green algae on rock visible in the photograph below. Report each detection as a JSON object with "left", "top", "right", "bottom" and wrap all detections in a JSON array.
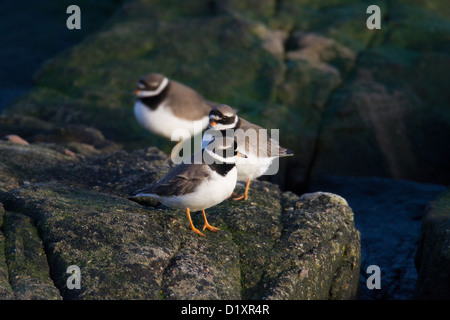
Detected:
[
  {"left": 0, "top": 181, "right": 360, "bottom": 300},
  {"left": 415, "top": 188, "right": 450, "bottom": 299}
]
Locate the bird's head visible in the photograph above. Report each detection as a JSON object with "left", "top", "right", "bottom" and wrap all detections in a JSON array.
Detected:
[
  {"left": 208, "top": 104, "right": 239, "bottom": 130},
  {"left": 134, "top": 73, "right": 169, "bottom": 98}
]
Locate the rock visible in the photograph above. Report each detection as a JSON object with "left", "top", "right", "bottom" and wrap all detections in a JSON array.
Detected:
[
  {"left": 1, "top": 183, "right": 190, "bottom": 300},
  {"left": 2, "top": 210, "right": 62, "bottom": 300},
  {"left": 309, "top": 176, "right": 447, "bottom": 299},
  {"left": 261, "top": 192, "right": 361, "bottom": 300},
  {"left": 213, "top": 0, "right": 276, "bottom": 19},
  {"left": 2, "top": 0, "right": 447, "bottom": 300},
  {"left": 1, "top": 201, "right": 62, "bottom": 300},
  {"left": 271, "top": 31, "right": 354, "bottom": 190},
  {"left": 4, "top": 1, "right": 283, "bottom": 153},
  {"left": 0, "top": 144, "right": 173, "bottom": 207},
  {"left": 0, "top": 138, "right": 361, "bottom": 299},
  {"left": 312, "top": 48, "right": 450, "bottom": 185},
  {"left": 311, "top": 4, "right": 450, "bottom": 185},
  {"left": 251, "top": 24, "right": 289, "bottom": 59},
  {"left": 0, "top": 182, "right": 360, "bottom": 300},
  {"left": 285, "top": 31, "right": 356, "bottom": 74},
  {"left": 4, "top": 0, "right": 449, "bottom": 191},
  {"left": 0, "top": 140, "right": 78, "bottom": 192},
  {"left": 0, "top": 115, "right": 120, "bottom": 153},
  {"left": 2, "top": 0, "right": 450, "bottom": 191},
  {"left": 0, "top": 203, "right": 14, "bottom": 299},
  {"left": 213, "top": 0, "right": 277, "bottom": 20},
  {"left": 415, "top": 188, "right": 450, "bottom": 299}
]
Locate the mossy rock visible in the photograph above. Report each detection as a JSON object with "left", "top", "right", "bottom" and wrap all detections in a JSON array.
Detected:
[
  {"left": 4, "top": 0, "right": 450, "bottom": 188},
  {"left": 415, "top": 188, "right": 450, "bottom": 299},
  {"left": 0, "top": 182, "right": 360, "bottom": 300},
  {"left": 0, "top": 135, "right": 360, "bottom": 299}
]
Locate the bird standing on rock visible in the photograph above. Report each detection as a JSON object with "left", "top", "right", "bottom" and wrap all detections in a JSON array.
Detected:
[
  {"left": 205, "top": 104, "right": 293, "bottom": 201},
  {"left": 129, "top": 137, "right": 247, "bottom": 237}
]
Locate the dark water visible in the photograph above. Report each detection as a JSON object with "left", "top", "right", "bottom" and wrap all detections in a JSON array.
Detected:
[{"left": 309, "top": 176, "right": 447, "bottom": 300}]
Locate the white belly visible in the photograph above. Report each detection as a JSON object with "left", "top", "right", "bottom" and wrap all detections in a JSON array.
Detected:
[
  {"left": 134, "top": 101, "right": 209, "bottom": 139},
  {"left": 158, "top": 167, "right": 237, "bottom": 212},
  {"left": 235, "top": 154, "right": 273, "bottom": 181},
  {"left": 201, "top": 130, "right": 276, "bottom": 181}
]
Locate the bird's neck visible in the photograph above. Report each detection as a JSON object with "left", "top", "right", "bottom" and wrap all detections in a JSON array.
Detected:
[
  {"left": 138, "top": 83, "right": 171, "bottom": 110},
  {"left": 218, "top": 117, "right": 240, "bottom": 134},
  {"left": 203, "top": 149, "right": 236, "bottom": 177},
  {"left": 208, "top": 163, "right": 235, "bottom": 177}
]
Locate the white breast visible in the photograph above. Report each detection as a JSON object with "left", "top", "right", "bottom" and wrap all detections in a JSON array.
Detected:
[
  {"left": 202, "top": 131, "right": 275, "bottom": 181},
  {"left": 134, "top": 100, "right": 209, "bottom": 139},
  {"left": 157, "top": 167, "right": 237, "bottom": 212},
  {"left": 235, "top": 154, "right": 274, "bottom": 181}
]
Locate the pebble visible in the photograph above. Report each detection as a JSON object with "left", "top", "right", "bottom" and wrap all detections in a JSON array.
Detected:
[{"left": 1, "top": 134, "right": 30, "bottom": 145}]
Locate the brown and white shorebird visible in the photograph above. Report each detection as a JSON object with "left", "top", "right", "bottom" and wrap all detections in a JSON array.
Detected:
[
  {"left": 129, "top": 137, "right": 247, "bottom": 237},
  {"left": 133, "top": 73, "right": 216, "bottom": 140},
  {"left": 204, "top": 104, "right": 293, "bottom": 201}
]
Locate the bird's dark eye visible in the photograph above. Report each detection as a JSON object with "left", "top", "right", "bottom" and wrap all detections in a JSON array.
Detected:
[{"left": 223, "top": 116, "right": 228, "bottom": 121}]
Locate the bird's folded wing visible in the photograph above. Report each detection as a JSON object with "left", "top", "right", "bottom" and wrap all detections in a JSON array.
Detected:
[
  {"left": 238, "top": 119, "right": 294, "bottom": 158},
  {"left": 138, "top": 163, "right": 210, "bottom": 197}
]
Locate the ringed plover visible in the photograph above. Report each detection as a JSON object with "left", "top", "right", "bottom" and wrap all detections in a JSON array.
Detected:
[
  {"left": 206, "top": 104, "right": 293, "bottom": 201},
  {"left": 129, "top": 137, "right": 246, "bottom": 237},
  {"left": 133, "top": 73, "right": 216, "bottom": 140}
]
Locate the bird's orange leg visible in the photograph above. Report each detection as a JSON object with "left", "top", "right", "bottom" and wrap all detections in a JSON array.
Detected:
[
  {"left": 227, "top": 192, "right": 240, "bottom": 199},
  {"left": 185, "top": 208, "right": 205, "bottom": 237},
  {"left": 233, "top": 179, "right": 251, "bottom": 201},
  {"left": 201, "top": 210, "right": 220, "bottom": 232}
]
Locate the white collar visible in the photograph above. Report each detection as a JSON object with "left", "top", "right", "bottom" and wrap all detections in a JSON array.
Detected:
[{"left": 137, "top": 77, "right": 169, "bottom": 97}]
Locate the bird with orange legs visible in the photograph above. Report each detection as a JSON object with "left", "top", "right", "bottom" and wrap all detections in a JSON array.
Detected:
[
  {"left": 205, "top": 104, "right": 293, "bottom": 201},
  {"left": 129, "top": 137, "right": 246, "bottom": 236}
]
